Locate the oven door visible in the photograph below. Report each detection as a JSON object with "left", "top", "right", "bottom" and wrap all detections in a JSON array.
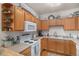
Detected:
[{"left": 31, "top": 43, "right": 39, "bottom": 56}]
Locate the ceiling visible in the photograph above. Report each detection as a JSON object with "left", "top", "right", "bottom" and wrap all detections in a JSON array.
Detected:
[{"left": 26, "top": 3, "right": 79, "bottom": 15}]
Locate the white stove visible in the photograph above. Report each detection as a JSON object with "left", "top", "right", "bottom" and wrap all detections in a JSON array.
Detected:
[
  {"left": 23, "top": 39, "right": 39, "bottom": 56},
  {"left": 20, "top": 35, "right": 39, "bottom": 56}
]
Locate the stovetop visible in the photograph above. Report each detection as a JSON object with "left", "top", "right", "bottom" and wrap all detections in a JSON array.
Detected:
[{"left": 23, "top": 39, "right": 38, "bottom": 44}]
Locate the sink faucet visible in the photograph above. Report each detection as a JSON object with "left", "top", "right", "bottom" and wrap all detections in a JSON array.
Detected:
[
  {"left": 77, "top": 34, "right": 79, "bottom": 39},
  {"left": 69, "top": 33, "right": 73, "bottom": 38},
  {"left": 53, "top": 32, "right": 57, "bottom": 37}
]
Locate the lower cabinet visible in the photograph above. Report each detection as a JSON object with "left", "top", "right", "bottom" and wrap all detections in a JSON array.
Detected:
[
  {"left": 41, "top": 38, "right": 76, "bottom": 56},
  {"left": 41, "top": 38, "right": 48, "bottom": 50},
  {"left": 40, "top": 50, "right": 48, "bottom": 56},
  {"left": 48, "top": 39, "right": 57, "bottom": 52},
  {"left": 20, "top": 47, "right": 31, "bottom": 56},
  {"left": 70, "top": 41, "right": 76, "bottom": 56},
  {"left": 56, "top": 40, "right": 64, "bottom": 54},
  {"left": 64, "top": 40, "right": 70, "bottom": 55}
]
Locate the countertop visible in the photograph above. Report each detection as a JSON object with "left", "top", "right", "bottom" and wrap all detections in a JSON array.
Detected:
[
  {"left": 6, "top": 37, "right": 42, "bottom": 53},
  {"left": 0, "top": 47, "right": 23, "bottom": 56},
  {"left": 38, "top": 36, "right": 79, "bottom": 47},
  {"left": 1, "top": 36, "right": 79, "bottom": 56}
]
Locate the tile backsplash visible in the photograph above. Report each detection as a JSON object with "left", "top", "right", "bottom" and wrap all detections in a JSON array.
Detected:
[
  {"left": 0, "top": 31, "right": 36, "bottom": 46},
  {"left": 42, "top": 26, "right": 79, "bottom": 39}
]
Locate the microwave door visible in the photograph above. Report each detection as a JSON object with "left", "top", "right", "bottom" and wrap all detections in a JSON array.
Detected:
[{"left": 24, "top": 21, "right": 37, "bottom": 32}]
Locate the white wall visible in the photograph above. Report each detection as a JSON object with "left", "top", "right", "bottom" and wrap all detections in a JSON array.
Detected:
[{"left": 40, "top": 8, "right": 79, "bottom": 20}]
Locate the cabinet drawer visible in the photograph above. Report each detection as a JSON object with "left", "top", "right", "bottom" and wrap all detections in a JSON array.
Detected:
[
  {"left": 20, "top": 47, "right": 31, "bottom": 55},
  {"left": 23, "top": 52, "right": 31, "bottom": 56}
]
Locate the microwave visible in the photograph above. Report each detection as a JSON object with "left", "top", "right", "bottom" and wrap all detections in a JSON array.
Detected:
[{"left": 24, "top": 21, "right": 37, "bottom": 32}]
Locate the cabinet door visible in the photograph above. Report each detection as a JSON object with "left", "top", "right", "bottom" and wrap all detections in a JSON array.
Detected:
[
  {"left": 77, "top": 17, "right": 79, "bottom": 30},
  {"left": 64, "top": 17, "right": 76, "bottom": 30},
  {"left": 41, "top": 20, "right": 49, "bottom": 30},
  {"left": 41, "top": 50, "right": 48, "bottom": 56},
  {"left": 70, "top": 41, "right": 76, "bottom": 56},
  {"left": 49, "top": 20, "right": 56, "bottom": 26},
  {"left": 48, "top": 39, "right": 56, "bottom": 52},
  {"left": 56, "top": 40, "right": 64, "bottom": 54},
  {"left": 56, "top": 19, "right": 63, "bottom": 26},
  {"left": 14, "top": 7, "right": 24, "bottom": 31},
  {"left": 20, "top": 47, "right": 31, "bottom": 56},
  {"left": 36, "top": 19, "right": 42, "bottom": 30},
  {"left": 64, "top": 40, "right": 71, "bottom": 55},
  {"left": 41, "top": 38, "right": 48, "bottom": 50},
  {"left": 24, "top": 11, "right": 32, "bottom": 22}
]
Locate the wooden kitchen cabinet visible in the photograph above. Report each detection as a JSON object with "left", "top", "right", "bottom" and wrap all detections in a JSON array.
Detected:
[
  {"left": 77, "top": 16, "right": 79, "bottom": 30},
  {"left": 41, "top": 38, "right": 76, "bottom": 56},
  {"left": 56, "top": 39, "right": 64, "bottom": 54},
  {"left": 36, "top": 19, "right": 42, "bottom": 30},
  {"left": 48, "top": 39, "right": 57, "bottom": 52},
  {"left": 49, "top": 19, "right": 56, "bottom": 26},
  {"left": 20, "top": 47, "right": 31, "bottom": 56},
  {"left": 64, "top": 40, "right": 70, "bottom": 55},
  {"left": 24, "top": 10, "right": 35, "bottom": 22},
  {"left": 41, "top": 38, "right": 48, "bottom": 50},
  {"left": 40, "top": 50, "right": 48, "bottom": 56},
  {"left": 41, "top": 20, "right": 49, "bottom": 30},
  {"left": 70, "top": 41, "right": 76, "bottom": 56},
  {"left": 49, "top": 19, "right": 63, "bottom": 26},
  {"left": 49, "top": 17, "right": 76, "bottom": 30},
  {"left": 56, "top": 19, "right": 63, "bottom": 26},
  {"left": 41, "top": 38, "right": 48, "bottom": 56},
  {"left": 2, "top": 3, "right": 15, "bottom": 31},
  {"left": 63, "top": 17, "right": 76, "bottom": 30},
  {"left": 64, "top": 40, "right": 76, "bottom": 56},
  {"left": 14, "top": 6, "right": 24, "bottom": 31},
  {"left": 24, "top": 11, "right": 32, "bottom": 22}
]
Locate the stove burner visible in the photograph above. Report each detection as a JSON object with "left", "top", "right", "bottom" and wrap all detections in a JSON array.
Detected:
[
  {"left": 29, "top": 41, "right": 33, "bottom": 43},
  {"left": 24, "top": 41, "right": 29, "bottom": 43},
  {"left": 24, "top": 41, "right": 33, "bottom": 44},
  {"left": 33, "top": 40, "right": 37, "bottom": 41}
]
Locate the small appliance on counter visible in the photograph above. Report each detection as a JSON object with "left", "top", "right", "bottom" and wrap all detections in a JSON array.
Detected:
[{"left": 37, "top": 30, "right": 43, "bottom": 36}]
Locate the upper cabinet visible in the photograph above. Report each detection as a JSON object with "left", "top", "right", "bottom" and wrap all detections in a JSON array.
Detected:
[
  {"left": 56, "top": 19, "right": 63, "bottom": 26},
  {"left": 77, "top": 17, "right": 79, "bottom": 30},
  {"left": 63, "top": 17, "right": 76, "bottom": 30},
  {"left": 2, "top": 3, "right": 79, "bottom": 31},
  {"left": 49, "top": 19, "right": 63, "bottom": 26},
  {"left": 2, "top": 3, "right": 39, "bottom": 31},
  {"left": 37, "top": 19, "right": 42, "bottom": 30},
  {"left": 2, "top": 3, "right": 15, "bottom": 31},
  {"left": 49, "top": 19, "right": 56, "bottom": 26},
  {"left": 41, "top": 20, "right": 49, "bottom": 30},
  {"left": 24, "top": 11, "right": 34, "bottom": 22},
  {"left": 14, "top": 6, "right": 24, "bottom": 31},
  {"left": 48, "top": 17, "right": 77, "bottom": 30}
]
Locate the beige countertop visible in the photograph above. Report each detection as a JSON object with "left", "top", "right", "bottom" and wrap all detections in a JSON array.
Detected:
[
  {"left": 6, "top": 37, "right": 42, "bottom": 53},
  {"left": 7, "top": 43, "right": 31, "bottom": 53},
  {"left": 1, "top": 36, "right": 79, "bottom": 56},
  {"left": 0, "top": 36, "right": 79, "bottom": 56},
  {"left": 0, "top": 47, "right": 23, "bottom": 56}
]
